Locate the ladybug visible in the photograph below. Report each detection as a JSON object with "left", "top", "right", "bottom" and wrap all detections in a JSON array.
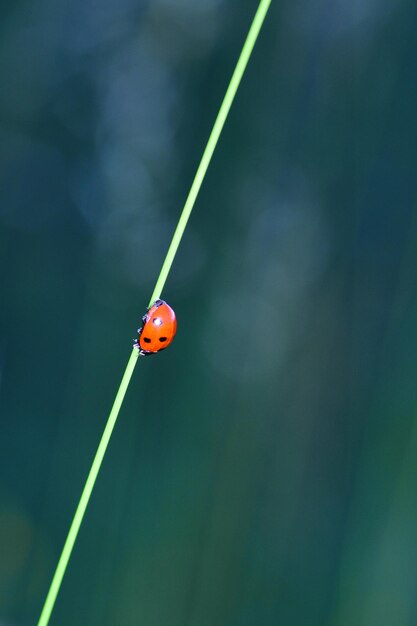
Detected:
[{"left": 134, "top": 299, "right": 177, "bottom": 356}]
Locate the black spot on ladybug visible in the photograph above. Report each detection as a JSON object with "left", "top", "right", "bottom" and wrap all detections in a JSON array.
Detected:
[
  {"left": 159, "top": 337, "right": 167, "bottom": 342},
  {"left": 143, "top": 337, "right": 151, "bottom": 343}
]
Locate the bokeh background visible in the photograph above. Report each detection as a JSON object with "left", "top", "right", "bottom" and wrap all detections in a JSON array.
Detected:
[{"left": 1, "top": 0, "right": 417, "bottom": 624}]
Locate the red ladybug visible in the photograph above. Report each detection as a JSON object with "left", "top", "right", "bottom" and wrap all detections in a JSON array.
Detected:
[{"left": 134, "top": 299, "right": 177, "bottom": 356}]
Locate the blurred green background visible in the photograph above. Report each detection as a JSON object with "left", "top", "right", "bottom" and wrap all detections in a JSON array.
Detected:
[{"left": 1, "top": 0, "right": 417, "bottom": 624}]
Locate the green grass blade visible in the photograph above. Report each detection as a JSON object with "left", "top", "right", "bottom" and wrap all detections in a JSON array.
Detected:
[
  {"left": 149, "top": 0, "right": 272, "bottom": 306},
  {"left": 37, "top": 1, "right": 272, "bottom": 624},
  {"left": 37, "top": 349, "right": 139, "bottom": 626}
]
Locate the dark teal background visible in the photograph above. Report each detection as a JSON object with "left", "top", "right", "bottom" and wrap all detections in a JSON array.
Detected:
[{"left": 1, "top": 1, "right": 417, "bottom": 624}]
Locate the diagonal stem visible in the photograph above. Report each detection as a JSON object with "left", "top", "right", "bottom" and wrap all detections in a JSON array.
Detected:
[
  {"left": 149, "top": 0, "right": 272, "bottom": 306},
  {"left": 37, "top": 1, "right": 272, "bottom": 624},
  {"left": 37, "top": 349, "right": 139, "bottom": 626}
]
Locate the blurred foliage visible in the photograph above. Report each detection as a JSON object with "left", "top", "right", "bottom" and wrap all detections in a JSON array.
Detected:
[{"left": 1, "top": 0, "right": 417, "bottom": 625}]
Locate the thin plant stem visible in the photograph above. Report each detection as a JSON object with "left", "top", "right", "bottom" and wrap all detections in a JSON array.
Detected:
[
  {"left": 37, "top": 349, "right": 139, "bottom": 626},
  {"left": 149, "top": 0, "right": 272, "bottom": 306},
  {"left": 37, "top": 1, "right": 272, "bottom": 624}
]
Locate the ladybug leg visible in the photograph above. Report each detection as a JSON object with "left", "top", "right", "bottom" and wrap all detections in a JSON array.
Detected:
[
  {"left": 133, "top": 341, "right": 148, "bottom": 357},
  {"left": 137, "top": 347, "right": 154, "bottom": 357},
  {"left": 133, "top": 325, "right": 142, "bottom": 350}
]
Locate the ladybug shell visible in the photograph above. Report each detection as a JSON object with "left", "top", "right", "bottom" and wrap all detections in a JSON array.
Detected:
[{"left": 138, "top": 300, "right": 177, "bottom": 355}]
